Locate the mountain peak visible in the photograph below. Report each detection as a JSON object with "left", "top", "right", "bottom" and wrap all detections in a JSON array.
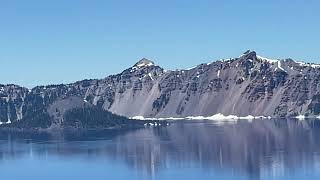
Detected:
[
  {"left": 242, "top": 50, "right": 257, "bottom": 57},
  {"left": 239, "top": 50, "right": 257, "bottom": 61},
  {"left": 133, "top": 58, "right": 155, "bottom": 68},
  {"left": 239, "top": 50, "right": 280, "bottom": 64}
]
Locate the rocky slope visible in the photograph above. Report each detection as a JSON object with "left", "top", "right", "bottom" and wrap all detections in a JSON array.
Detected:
[
  {"left": 0, "top": 86, "right": 149, "bottom": 129},
  {"left": 1, "top": 50, "right": 320, "bottom": 125}
]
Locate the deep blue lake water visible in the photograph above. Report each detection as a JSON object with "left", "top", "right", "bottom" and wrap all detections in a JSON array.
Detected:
[{"left": 1, "top": 119, "right": 320, "bottom": 180}]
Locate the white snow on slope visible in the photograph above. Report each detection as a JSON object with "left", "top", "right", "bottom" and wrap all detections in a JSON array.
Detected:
[
  {"left": 295, "top": 115, "right": 305, "bottom": 121},
  {"left": 277, "top": 61, "right": 286, "bottom": 72},
  {"left": 256, "top": 54, "right": 320, "bottom": 70},
  {"left": 136, "top": 62, "right": 154, "bottom": 67},
  {"left": 310, "top": 64, "right": 320, "bottom": 68},
  {"left": 148, "top": 73, "right": 154, "bottom": 80},
  {"left": 257, "top": 55, "right": 288, "bottom": 72},
  {"left": 257, "top": 55, "right": 279, "bottom": 64},
  {"left": 295, "top": 61, "right": 320, "bottom": 68},
  {"left": 132, "top": 116, "right": 185, "bottom": 120},
  {"left": 186, "top": 66, "right": 197, "bottom": 70},
  {"left": 131, "top": 113, "right": 272, "bottom": 121}
]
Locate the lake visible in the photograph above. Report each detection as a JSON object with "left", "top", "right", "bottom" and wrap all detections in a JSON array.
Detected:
[{"left": 1, "top": 119, "right": 320, "bottom": 180}]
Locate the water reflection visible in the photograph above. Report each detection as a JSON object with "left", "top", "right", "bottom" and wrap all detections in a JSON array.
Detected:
[{"left": 1, "top": 119, "right": 320, "bottom": 180}]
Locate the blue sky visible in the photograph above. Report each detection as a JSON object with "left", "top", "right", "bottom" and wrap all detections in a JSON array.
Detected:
[{"left": 0, "top": 0, "right": 319, "bottom": 88}]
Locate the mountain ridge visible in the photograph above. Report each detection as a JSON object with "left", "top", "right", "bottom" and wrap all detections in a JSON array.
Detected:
[{"left": 1, "top": 50, "right": 320, "bottom": 126}]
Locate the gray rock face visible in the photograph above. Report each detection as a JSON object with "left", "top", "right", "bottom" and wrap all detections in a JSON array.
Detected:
[
  {"left": 1, "top": 50, "right": 320, "bottom": 123},
  {"left": 0, "top": 84, "right": 28, "bottom": 123}
]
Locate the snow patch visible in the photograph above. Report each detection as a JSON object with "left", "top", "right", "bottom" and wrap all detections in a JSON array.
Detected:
[
  {"left": 257, "top": 55, "right": 279, "bottom": 64},
  {"left": 295, "top": 115, "right": 305, "bottom": 121},
  {"left": 136, "top": 62, "right": 154, "bottom": 68},
  {"left": 131, "top": 113, "right": 272, "bottom": 121},
  {"left": 132, "top": 116, "right": 184, "bottom": 121},
  {"left": 238, "top": 115, "right": 255, "bottom": 120},
  {"left": 277, "top": 61, "right": 286, "bottom": 72},
  {"left": 295, "top": 61, "right": 320, "bottom": 68},
  {"left": 148, "top": 73, "right": 154, "bottom": 81},
  {"left": 186, "top": 66, "right": 197, "bottom": 70},
  {"left": 217, "top": 70, "right": 221, "bottom": 78},
  {"left": 132, "top": 116, "right": 145, "bottom": 120},
  {"left": 310, "top": 64, "right": 320, "bottom": 68}
]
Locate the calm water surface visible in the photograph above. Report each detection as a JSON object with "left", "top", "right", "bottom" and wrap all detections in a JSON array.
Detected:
[{"left": 1, "top": 119, "right": 320, "bottom": 180}]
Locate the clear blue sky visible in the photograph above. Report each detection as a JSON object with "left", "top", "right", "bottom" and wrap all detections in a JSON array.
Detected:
[{"left": 1, "top": 0, "right": 319, "bottom": 88}]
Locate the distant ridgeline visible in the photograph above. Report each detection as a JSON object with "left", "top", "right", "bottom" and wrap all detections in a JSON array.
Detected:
[{"left": 1, "top": 50, "right": 320, "bottom": 128}]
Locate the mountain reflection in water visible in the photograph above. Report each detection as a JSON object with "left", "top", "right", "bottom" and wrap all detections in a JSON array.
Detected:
[{"left": 1, "top": 119, "right": 320, "bottom": 180}]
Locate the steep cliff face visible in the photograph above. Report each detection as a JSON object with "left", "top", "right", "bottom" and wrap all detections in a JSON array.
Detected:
[
  {"left": 1, "top": 50, "right": 320, "bottom": 124},
  {"left": 0, "top": 85, "right": 28, "bottom": 123},
  {"left": 84, "top": 50, "right": 320, "bottom": 118}
]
